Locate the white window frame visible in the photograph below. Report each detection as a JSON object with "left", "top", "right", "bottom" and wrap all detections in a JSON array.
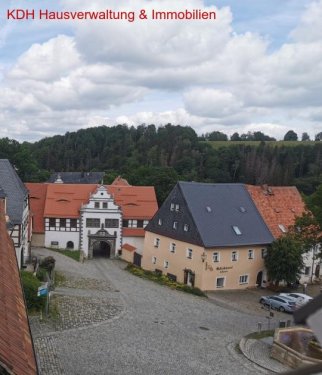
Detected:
[
  {"left": 170, "top": 203, "right": 175, "bottom": 211},
  {"left": 154, "top": 238, "right": 160, "bottom": 248},
  {"left": 239, "top": 275, "right": 249, "bottom": 284},
  {"left": 183, "top": 224, "right": 189, "bottom": 232},
  {"left": 213, "top": 252, "right": 220, "bottom": 262},
  {"left": 231, "top": 250, "right": 238, "bottom": 262},
  {"left": 152, "top": 256, "right": 157, "bottom": 264},
  {"left": 216, "top": 277, "right": 225, "bottom": 288},
  {"left": 173, "top": 221, "right": 178, "bottom": 229},
  {"left": 175, "top": 204, "right": 180, "bottom": 212},
  {"left": 186, "top": 248, "right": 193, "bottom": 259},
  {"left": 261, "top": 248, "right": 267, "bottom": 258},
  {"left": 248, "top": 249, "right": 254, "bottom": 259},
  {"left": 170, "top": 242, "right": 176, "bottom": 253},
  {"left": 158, "top": 218, "right": 162, "bottom": 226},
  {"left": 164, "top": 260, "right": 169, "bottom": 269}
]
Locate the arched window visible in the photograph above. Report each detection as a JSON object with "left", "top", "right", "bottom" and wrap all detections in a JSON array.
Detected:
[{"left": 66, "top": 241, "right": 74, "bottom": 249}]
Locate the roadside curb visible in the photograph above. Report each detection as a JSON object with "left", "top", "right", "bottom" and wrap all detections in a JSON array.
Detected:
[{"left": 239, "top": 336, "right": 290, "bottom": 373}]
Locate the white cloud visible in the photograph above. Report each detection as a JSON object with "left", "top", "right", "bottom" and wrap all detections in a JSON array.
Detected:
[{"left": 0, "top": 0, "right": 322, "bottom": 141}]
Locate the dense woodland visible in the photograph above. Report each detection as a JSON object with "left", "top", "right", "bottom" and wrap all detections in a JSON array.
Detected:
[{"left": 1, "top": 124, "right": 322, "bottom": 204}]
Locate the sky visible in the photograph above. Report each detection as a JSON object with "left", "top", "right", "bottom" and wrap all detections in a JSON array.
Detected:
[{"left": 0, "top": 0, "right": 322, "bottom": 142}]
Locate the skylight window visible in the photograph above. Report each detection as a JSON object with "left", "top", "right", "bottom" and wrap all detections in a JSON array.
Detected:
[
  {"left": 232, "top": 226, "right": 242, "bottom": 235},
  {"left": 278, "top": 224, "right": 288, "bottom": 233},
  {"left": 239, "top": 207, "right": 246, "bottom": 213},
  {"left": 206, "top": 206, "right": 212, "bottom": 213}
]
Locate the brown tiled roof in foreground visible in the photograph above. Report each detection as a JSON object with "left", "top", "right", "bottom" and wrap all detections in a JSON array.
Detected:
[
  {"left": 0, "top": 199, "right": 38, "bottom": 375},
  {"left": 246, "top": 185, "right": 307, "bottom": 239}
]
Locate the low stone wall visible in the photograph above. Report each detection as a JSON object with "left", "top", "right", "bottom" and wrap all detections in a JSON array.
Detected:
[{"left": 271, "top": 327, "right": 322, "bottom": 368}]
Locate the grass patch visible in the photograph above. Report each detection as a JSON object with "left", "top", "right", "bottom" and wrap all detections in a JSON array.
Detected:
[
  {"left": 49, "top": 248, "right": 80, "bottom": 262},
  {"left": 245, "top": 330, "right": 274, "bottom": 340},
  {"left": 53, "top": 271, "right": 66, "bottom": 287},
  {"left": 126, "top": 264, "right": 207, "bottom": 297}
]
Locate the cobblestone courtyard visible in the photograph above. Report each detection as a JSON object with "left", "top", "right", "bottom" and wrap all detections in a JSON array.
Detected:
[{"left": 30, "top": 249, "right": 283, "bottom": 374}]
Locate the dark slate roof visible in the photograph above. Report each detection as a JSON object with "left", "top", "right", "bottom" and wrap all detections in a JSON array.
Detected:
[
  {"left": 0, "top": 159, "right": 28, "bottom": 225},
  {"left": 0, "top": 187, "right": 6, "bottom": 198},
  {"left": 48, "top": 172, "right": 104, "bottom": 184},
  {"left": 146, "top": 181, "right": 274, "bottom": 248}
]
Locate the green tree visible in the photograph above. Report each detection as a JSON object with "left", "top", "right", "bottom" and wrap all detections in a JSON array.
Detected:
[
  {"left": 301, "top": 132, "right": 310, "bottom": 141},
  {"left": 306, "top": 184, "right": 322, "bottom": 228},
  {"left": 207, "top": 131, "right": 228, "bottom": 141},
  {"left": 315, "top": 132, "right": 322, "bottom": 141},
  {"left": 284, "top": 130, "right": 298, "bottom": 141},
  {"left": 265, "top": 235, "right": 304, "bottom": 287},
  {"left": 230, "top": 132, "right": 241, "bottom": 141}
]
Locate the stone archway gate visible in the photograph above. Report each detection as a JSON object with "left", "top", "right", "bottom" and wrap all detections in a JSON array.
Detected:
[{"left": 88, "top": 227, "right": 117, "bottom": 259}]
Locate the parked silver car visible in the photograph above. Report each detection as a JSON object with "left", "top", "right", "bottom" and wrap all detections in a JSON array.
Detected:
[
  {"left": 279, "top": 293, "right": 313, "bottom": 309},
  {"left": 259, "top": 295, "right": 296, "bottom": 313}
]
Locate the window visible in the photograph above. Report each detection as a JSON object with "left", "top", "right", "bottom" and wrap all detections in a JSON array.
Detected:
[
  {"left": 137, "top": 220, "right": 144, "bottom": 228},
  {"left": 248, "top": 249, "right": 254, "bottom": 259},
  {"left": 167, "top": 273, "right": 177, "bottom": 282},
  {"left": 232, "top": 226, "right": 242, "bottom": 235},
  {"left": 70, "top": 219, "right": 77, "bottom": 228},
  {"left": 239, "top": 275, "right": 249, "bottom": 284},
  {"left": 278, "top": 224, "right": 287, "bottom": 233},
  {"left": 170, "top": 243, "right": 176, "bottom": 253},
  {"left": 164, "top": 260, "right": 169, "bottom": 269},
  {"left": 154, "top": 238, "right": 160, "bottom": 248},
  {"left": 105, "top": 219, "right": 119, "bottom": 228},
  {"left": 94, "top": 202, "right": 100, "bottom": 209},
  {"left": 186, "top": 248, "right": 193, "bottom": 259},
  {"left": 102, "top": 202, "right": 108, "bottom": 209},
  {"left": 143, "top": 220, "right": 149, "bottom": 227},
  {"left": 152, "top": 256, "right": 157, "bottom": 264},
  {"left": 216, "top": 277, "right": 225, "bottom": 288},
  {"left": 213, "top": 252, "right": 220, "bottom": 262},
  {"left": 170, "top": 203, "right": 175, "bottom": 211},
  {"left": 122, "top": 219, "right": 137, "bottom": 228},
  {"left": 183, "top": 224, "right": 189, "bottom": 232},
  {"left": 261, "top": 248, "right": 267, "bottom": 258},
  {"left": 158, "top": 218, "right": 163, "bottom": 226},
  {"left": 86, "top": 218, "right": 100, "bottom": 228},
  {"left": 173, "top": 221, "right": 178, "bottom": 229},
  {"left": 51, "top": 241, "right": 58, "bottom": 246},
  {"left": 60, "top": 218, "right": 66, "bottom": 228},
  {"left": 175, "top": 204, "right": 180, "bottom": 212},
  {"left": 231, "top": 251, "right": 238, "bottom": 261},
  {"left": 66, "top": 241, "right": 74, "bottom": 249},
  {"left": 49, "top": 218, "right": 56, "bottom": 227},
  {"left": 304, "top": 266, "right": 310, "bottom": 276}
]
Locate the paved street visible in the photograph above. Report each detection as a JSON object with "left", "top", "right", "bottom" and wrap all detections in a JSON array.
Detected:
[{"left": 31, "top": 249, "right": 274, "bottom": 374}]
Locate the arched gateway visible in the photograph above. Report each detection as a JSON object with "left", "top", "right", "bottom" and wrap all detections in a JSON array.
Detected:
[{"left": 88, "top": 226, "right": 117, "bottom": 259}]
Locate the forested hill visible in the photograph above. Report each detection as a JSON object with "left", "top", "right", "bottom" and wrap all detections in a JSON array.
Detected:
[{"left": 1, "top": 124, "right": 322, "bottom": 202}]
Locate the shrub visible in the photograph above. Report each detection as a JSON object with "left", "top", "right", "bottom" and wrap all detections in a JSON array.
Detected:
[
  {"left": 36, "top": 267, "right": 48, "bottom": 282},
  {"left": 20, "top": 271, "right": 46, "bottom": 312},
  {"left": 125, "top": 264, "right": 207, "bottom": 297}
]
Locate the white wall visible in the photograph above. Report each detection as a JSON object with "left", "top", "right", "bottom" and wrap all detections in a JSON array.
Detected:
[{"left": 45, "top": 230, "right": 80, "bottom": 250}]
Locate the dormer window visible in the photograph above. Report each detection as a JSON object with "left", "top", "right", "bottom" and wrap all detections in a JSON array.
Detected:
[
  {"left": 173, "top": 221, "right": 178, "bottom": 230},
  {"left": 183, "top": 224, "right": 189, "bottom": 232},
  {"left": 170, "top": 203, "right": 175, "bottom": 211},
  {"left": 175, "top": 204, "right": 180, "bottom": 212},
  {"left": 232, "top": 226, "right": 242, "bottom": 235},
  {"left": 158, "top": 218, "right": 162, "bottom": 226}
]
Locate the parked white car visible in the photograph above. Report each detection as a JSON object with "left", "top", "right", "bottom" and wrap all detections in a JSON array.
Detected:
[{"left": 279, "top": 293, "right": 313, "bottom": 309}]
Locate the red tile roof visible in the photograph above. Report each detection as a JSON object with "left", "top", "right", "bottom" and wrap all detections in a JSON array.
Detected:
[
  {"left": 26, "top": 183, "right": 158, "bottom": 231},
  {"left": 26, "top": 183, "right": 48, "bottom": 233},
  {"left": 122, "top": 243, "right": 136, "bottom": 252},
  {"left": 0, "top": 199, "right": 38, "bottom": 375},
  {"left": 246, "top": 185, "right": 307, "bottom": 239},
  {"left": 123, "top": 228, "right": 146, "bottom": 237}
]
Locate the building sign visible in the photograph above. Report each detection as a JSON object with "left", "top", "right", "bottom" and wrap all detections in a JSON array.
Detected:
[{"left": 216, "top": 266, "right": 233, "bottom": 273}]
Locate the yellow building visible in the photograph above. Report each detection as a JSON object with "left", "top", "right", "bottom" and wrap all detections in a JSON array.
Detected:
[{"left": 142, "top": 182, "right": 274, "bottom": 291}]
